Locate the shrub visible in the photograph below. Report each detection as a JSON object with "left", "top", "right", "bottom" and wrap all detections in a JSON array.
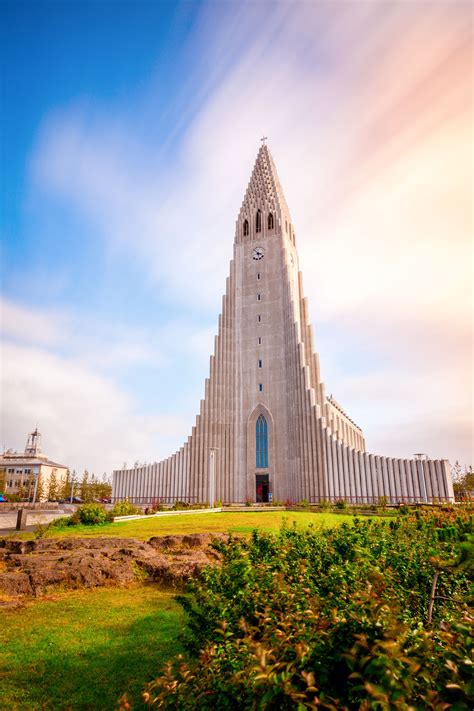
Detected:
[
  {"left": 318, "top": 498, "right": 331, "bottom": 511},
  {"left": 77, "top": 502, "right": 109, "bottom": 525},
  {"left": 138, "top": 510, "right": 472, "bottom": 709},
  {"left": 48, "top": 515, "right": 75, "bottom": 528},
  {"left": 297, "top": 499, "right": 310, "bottom": 509},
  {"left": 213, "top": 500, "right": 222, "bottom": 508},
  {"left": 111, "top": 500, "right": 140, "bottom": 517},
  {"left": 335, "top": 498, "right": 348, "bottom": 510},
  {"left": 245, "top": 499, "right": 252, "bottom": 507},
  {"left": 172, "top": 501, "right": 191, "bottom": 510}
]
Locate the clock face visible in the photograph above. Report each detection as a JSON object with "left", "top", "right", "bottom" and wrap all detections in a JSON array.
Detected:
[{"left": 252, "top": 247, "right": 265, "bottom": 261}]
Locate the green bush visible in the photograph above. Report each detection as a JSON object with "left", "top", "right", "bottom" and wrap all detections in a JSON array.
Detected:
[
  {"left": 77, "top": 502, "right": 109, "bottom": 525},
  {"left": 172, "top": 501, "right": 191, "bottom": 510},
  {"left": 111, "top": 500, "right": 140, "bottom": 517},
  {"left": 335, "top": 498, "right": 348, "bottom": 510},
  {"left": 139, "top": 509, "right": 473, "bottom": 709},
  {"left": 48, "top": 515, "right": 75, "bottom": 528}
]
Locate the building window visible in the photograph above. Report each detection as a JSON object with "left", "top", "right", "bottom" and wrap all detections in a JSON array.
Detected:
[
  {"left": 258, "top": 383, "right": 263, "bottom": 392},
  {"left": 257, "top": 273, "right": 260, "bottom": 280},
  {"left": 256, "top": 414, "right": 268, "bottom": 468},
  {"left": 7, "top": 468, "right": 14, "bottom": 474},
  {"left": 256, "top": 209, "right": 262, "bottom": 233},
  {"left": 258, "top": 359, "right": 262, "bottom": 368},
  {"left": 268, "top": 213, "right": 274, "bottom": 230},
  {"left": 258, "top": 337, "right": 262, "bottom": 345},
  {"left": 243, "top": 219, "right": 249, "bottom": 236},
  {"left": 285, "top": 220, "right": 288, "bottom": 232},
  {"left": 257, "top": 293, "right": 261, "bottom": 301},
  {"left": 257, "top": 314, "right": 261, "bottom": 322}
]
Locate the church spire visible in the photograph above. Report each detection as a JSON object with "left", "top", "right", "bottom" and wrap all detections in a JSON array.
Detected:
[{"left": 236, "top": 143, "right": 294, "bottom": 245}]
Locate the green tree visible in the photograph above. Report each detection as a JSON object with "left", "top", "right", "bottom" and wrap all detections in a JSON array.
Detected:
[
  {"left": 452, "top": 463, "right": 474, "bottom": 499},
  {"left": 35, "top": 475, "right": 45, "bottom": 502},
  {"left": 47, "top": 471, "right": 59, "bottom": 501},
  {"left": 60, "top": 470, "right": 72, "bottom": 500},
  {"left": 0, "top": 468, "right": 6, "bottom": 494},
  {"left": 79, "top": 470, "right": 91, "bottom": 501}
]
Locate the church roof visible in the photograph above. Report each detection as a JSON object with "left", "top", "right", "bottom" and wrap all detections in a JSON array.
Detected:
[{"left": 238, "top": 143, "right": 291, "bottom": 222}]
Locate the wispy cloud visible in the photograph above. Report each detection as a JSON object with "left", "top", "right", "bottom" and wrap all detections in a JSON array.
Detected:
[{"left": 4, "top": 0, "right": 472, "bottom": 468}]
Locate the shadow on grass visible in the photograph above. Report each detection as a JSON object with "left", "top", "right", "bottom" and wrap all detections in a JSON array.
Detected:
[{"left": 1, "top": 587, "right": 184, "bottom": 710}]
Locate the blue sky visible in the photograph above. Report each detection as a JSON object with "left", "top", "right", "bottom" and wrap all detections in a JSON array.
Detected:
[{"left": 1, "top": 1, "right": 472, "bottom": 475}]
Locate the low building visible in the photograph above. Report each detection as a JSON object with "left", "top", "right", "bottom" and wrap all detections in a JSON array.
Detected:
[{"left": 0, "top": 429, "right": 68, "bottom": 502}]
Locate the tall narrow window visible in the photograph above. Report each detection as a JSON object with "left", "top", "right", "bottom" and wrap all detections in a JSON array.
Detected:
[
  {"left": 256, "top": 414, "right": 268, "bottom": 467},
  {"left": 256, "top": 209, "right": 262, "bottom": 233},
  {"left": 258, "top": 336, "right": 262, "bottom": 345},
  {"left": 243, "top": 219, "right": 249, "bottom": 236},
  {"left": 268, "top": 213, "right": 274, "bottom": 230},
  {"left": 258, "top": 383, "right": 263, "bottom": 392},
  {"left": 257, "top": 273, "right": 260, "bottom": 280},
  {"left": 257, "top": 314, "right": 261, "bottom": 322},
  {"left": 257, "top": 293, "right": 261, "bottom": 301},
  {"left": 258, "top": 359, "right": 262, "bottom": 368}
]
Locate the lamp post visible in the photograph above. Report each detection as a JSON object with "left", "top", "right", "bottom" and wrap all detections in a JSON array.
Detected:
[
  {"left": 208, "top": 449, "right": 217, "bottom": 508},
  {"left": 70, "top": 469, "right": 76, "bottom": 504},
  {"left": 32, "top": 465, "right": 40, "bottom": 505}
]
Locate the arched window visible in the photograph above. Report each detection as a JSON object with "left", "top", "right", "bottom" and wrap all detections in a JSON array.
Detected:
[
  {"left": 256, "top": 209, "right": 262, "bottom": 233},
  {"left": 256, "top": 414, "right": 268, "bottom": 468},
  {"left": 268, "top": 213, "right": 274, "bottom": 230},
  {"left": 243, "top": 219, "right": 249, "bottom": 236}
]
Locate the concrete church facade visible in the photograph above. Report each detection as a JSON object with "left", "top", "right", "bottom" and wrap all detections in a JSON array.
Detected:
[{"left": 113, "top": 144, "right": 454, "bottom": 505}]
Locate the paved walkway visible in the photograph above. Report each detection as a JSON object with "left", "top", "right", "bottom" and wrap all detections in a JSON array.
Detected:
[{"left": 0, "top": 510, "right": 69, "bottom": 536}]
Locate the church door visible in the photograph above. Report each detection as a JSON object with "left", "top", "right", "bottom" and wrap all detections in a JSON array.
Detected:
[{"left": 256, "top": 474, "right": 269, "bottom": 503}]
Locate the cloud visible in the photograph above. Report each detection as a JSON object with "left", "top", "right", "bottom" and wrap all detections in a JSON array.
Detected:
[
  {"left": 0, "top": 340, "right": 189, "bottom": 475},
  {"left": 11, "top": 0, "right": 473, "bottom": 468}
]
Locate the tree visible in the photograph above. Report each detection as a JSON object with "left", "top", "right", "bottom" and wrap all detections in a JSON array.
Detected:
[
  {"left": 452, "top": 462, "right": 474, "bottom": 499},
  {"left": 47, "top": 472, "right": 59, "bottom": 501},
  {"left": 60, "top": 470, "right": 72, "bottom": 501},
  {"left": 80, "top": 470, "right": 91, "bottom": 501},
  {"left": 35, "top": 475, "right": 45, "bottom": 502}
]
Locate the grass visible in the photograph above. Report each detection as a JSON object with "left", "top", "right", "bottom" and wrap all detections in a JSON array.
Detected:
[
  {"left": 17, "top": 510, "right": 359, "bottom": 540},
  {"left": 0, "top": 584, "right": 183, "bottom": 710}
]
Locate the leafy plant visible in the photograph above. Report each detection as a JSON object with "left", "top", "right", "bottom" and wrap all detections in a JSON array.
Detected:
[
  {"left": 140, "top": 508, "right": 473, "bottom": 709},
  {"left": 77, "top": 502, "right": 110, "bottom": 525},
  {"left": 111, "top": 500, "right": 140, "bottom": 517}
]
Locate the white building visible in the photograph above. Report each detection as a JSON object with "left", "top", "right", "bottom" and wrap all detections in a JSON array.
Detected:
[
  {"left": 113, "top": 144, "right": 454, "bottom": 505},
  {"left": 0, "top": 429, "right": 68, "bottom": 501}
]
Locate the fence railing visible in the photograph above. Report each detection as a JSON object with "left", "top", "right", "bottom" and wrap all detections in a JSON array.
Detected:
[{"left": 110, "top": 495, "right": 456, "bottom": 506}]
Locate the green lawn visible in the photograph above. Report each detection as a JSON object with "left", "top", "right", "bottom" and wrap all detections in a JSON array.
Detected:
[
  {"left": 0, "top": 585, "right": 183, "bottom": 710},
  {"left": 39, "top": 510, "right": 357, "bottom": 539}
]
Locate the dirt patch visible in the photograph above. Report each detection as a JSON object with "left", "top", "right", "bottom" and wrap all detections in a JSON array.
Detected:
[{"left": 0, "top": 534, "right": 228, "bottom": 602}]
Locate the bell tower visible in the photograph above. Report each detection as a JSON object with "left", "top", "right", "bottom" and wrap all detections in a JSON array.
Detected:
[{"left": 113, "top": 143, "right": 454, "bottom": 505}]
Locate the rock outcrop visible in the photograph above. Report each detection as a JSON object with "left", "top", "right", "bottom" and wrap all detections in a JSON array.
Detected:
[{"left": 0, "top": 534, "right": 226, "bottom": 602}]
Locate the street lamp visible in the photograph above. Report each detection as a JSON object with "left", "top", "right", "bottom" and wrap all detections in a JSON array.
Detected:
[{"left": 70, "top": 470, "right": 77, "bottom": 504}]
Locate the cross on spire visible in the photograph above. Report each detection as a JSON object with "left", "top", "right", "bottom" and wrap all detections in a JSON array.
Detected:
[{"left": 260, "top": 136, "right": 268, "bottom": 144}]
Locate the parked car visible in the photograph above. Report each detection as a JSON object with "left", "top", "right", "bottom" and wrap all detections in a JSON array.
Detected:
[{"left": 0, "top": 494, "right": 7, "bottom": 503}]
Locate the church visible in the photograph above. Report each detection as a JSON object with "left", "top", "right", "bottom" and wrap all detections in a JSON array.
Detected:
[{"left": 113, "top": 144, "right": 454, "bottom": 505}]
